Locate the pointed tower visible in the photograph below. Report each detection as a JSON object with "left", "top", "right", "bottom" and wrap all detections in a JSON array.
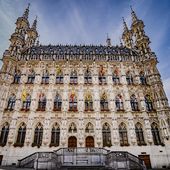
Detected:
[
  {"left": 1, "top": 4, "right": 30, "bottom": 85},
  {"left": 4, "top": 4, "right": 30, "bottom": 60},
  {"left": 25, "top": 16, "right": 38, "bottom": 48},
  {"left": 130, "top": 6, "right": 151, "bottom": 56},
  {"left": 121, "top": 17, "right": 133, "bottom": 48},
  {"left": 106, "top": 34, "right": 111, "bottom": 46}
]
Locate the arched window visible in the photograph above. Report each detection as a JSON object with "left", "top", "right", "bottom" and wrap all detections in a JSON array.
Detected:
[
  {"left": 41, "top": 69, "right": 49, "bottom": 84},
  {"left": 85, "top": 94, "right": 93, "bottom": 111},
  {"left": 119, "top": 123, "right": 129, "bottom": 146},
  {"left": 50, "top": 123, "right": 60, "bottom": 147},
  {"left": 135, "top": 123, "right": 146, "bottom": 146},
  {"left": 100, "top": 92, "right": 109, "bottom": 111},
  {"left": 69, "top": 93, "right": 77, "bottom": 111},
  {"left": 145, "top": 95, "right": 154, "bottom": 111},
  {"left": 13, "top": 69, "right": 21, "bottom": 84},
  {"left": 32, "top": 123, "right": 43, "bottom": 147},
  {"left": 85, "top": 122, "right": 94, "bottom": 133},
  {"left": 56, "top": 67, "right": 63, "bottom": 84},
  {"left": 84, "top": 68, "right": 92, "bottom": 84},
  {"left": 14, "top": 123, "right": 26, "bottom": 147},
  {"left": 27, "top": 69, "right": 35, "bottom": 84},
  {"left": 139, "top": 71, "right": 147, "bottom": 85},
  {"left": 37, "top": 93, "right": 46, "bottom": 111},
  {"left": 112, "top": 69, "right": 120, "bottom": 84},
  {"left": 115, "top": 94, "right": 124, "bottom": 111},
  {"left": 0, "top": 122, "right": 9, "bottom": 146},
  {"left": 102, "top": 123, "right": 112, "bottom": 147},
  {"left": 99, "top": 65, "right": 106, "bottom": 85},
  {"left": 53, "top": 93, "right": 62, "bottom": 111},
  {"left": 6, "top": 94, "right": 16, "bottom": 111},
  {"left": 70, "top": 70, "right": 78, "bottom": 85},
  {"left": 126, "top": 71, "right": 133, "bottom": 85},
  {"left": 21, "top": 93, "right": 31, "bottom": 111},
  {"left": 151, "top": 123, "right": 162, "bottom": 145},
  {"left": 68, "top": 122, "right": 77, "bottom": 133},
  {"left": 130, "top": 94, "right": 139, "bottom": 111}
]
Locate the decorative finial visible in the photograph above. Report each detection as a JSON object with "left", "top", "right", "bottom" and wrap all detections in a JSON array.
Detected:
[
  {"left": 106, "top": 33, "right": 111, "bottom": 46},
  {"left": 119, "top": 37, "right": 123, "bottom": 47}
]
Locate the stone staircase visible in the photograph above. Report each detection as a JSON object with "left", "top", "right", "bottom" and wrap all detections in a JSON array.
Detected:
[{"left": 18, "top": 148, "right": 146, "bottom": 170}]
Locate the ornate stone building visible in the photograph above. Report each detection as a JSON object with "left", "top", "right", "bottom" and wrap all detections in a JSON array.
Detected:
[{"left": 0, "top": 4, "right": 170, "bottom": 169}]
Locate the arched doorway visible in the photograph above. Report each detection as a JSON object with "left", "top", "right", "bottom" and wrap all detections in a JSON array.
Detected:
[
  {"left": 68, "top": 136, "right": 77, "bottom": 148},
  {"left": 85, "top": 136, "right": 94, "bottom": 147}
]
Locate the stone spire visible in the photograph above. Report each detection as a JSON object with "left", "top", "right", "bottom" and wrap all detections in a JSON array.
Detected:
[
  {"left": 25, "top": 16, "right": 38, "bottom": 47},
  {"left": 106, "top": 33, "right": 111, "bottom": 46},
  {"left": 32, "top": 16, "right": 37, "bottom": 30},
  {"left": 122, "top": 17, "right": 128, "bottom": 32},
  {"left": 22, "top": 3, "right": 30, "bottom": 20},
  {"left": 122, "top": 17, "right": 133, "bottom": 48},
  {"left": 130, "top": 7, "right": 152, "bottom": 56},
  {"left": 130, "top": 6, "right": 138, "bottom": 23}
]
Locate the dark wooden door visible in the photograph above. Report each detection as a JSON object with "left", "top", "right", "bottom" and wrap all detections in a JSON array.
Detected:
[
  {"left": 0, "top": 155, "right": 3, "bottom": 165},
  {"left": 68, "top": 136, "right": 77, "bottom": 148},
  {"left": 86, "top": 136, "right": 94, "bottom": 147},
  {"left": 138, "top": 154, "right": 151, "bottom": 169}
]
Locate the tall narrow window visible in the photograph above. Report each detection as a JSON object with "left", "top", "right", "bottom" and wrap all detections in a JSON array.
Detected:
[
  {"left": 135, "top": 123, "right": 146, "bottom": 146},
  {"left": 85, "top": 94, "right": 93, "bottom": 111},
  {"left": 27, "top": 69, "right": 35, "bottom": 84},
  {"left": 41, "top": 69, "right": 49, "bottom": 84},
  {"left": 145, "top": 94, "right": 154, "bottom": 111},
  {"left": 84, "top": 68, "right": 92, "bottom": 84},
  {"left": 53, "top": 93, "right": 62, "bottom": 111},
  {"left": 112, "top": 69, "right": 120, "bottom": 85},
  {"left": 115, "top": 94, "right": 124, "bottom": 111},
  {"left": 130, "top": 94, "right": 139, "bottom": 111},
  {"left": 21, "top": 93, "right": 31, "bottom": 111},
  {"left": 100, "top": 92, "right": 109, "bottom": 111},
  {"left": 37, "top": 93, "right": 46, "bottom": 111},
  {"left": 69, "top": 93, "right": 77, "bottom": 111},
  {"left": 102, "top": 123, "right": 112, "bottom": 147},
  {"left": 70, "top": 70, "right": 78, "bottom": 85},
  {"left": 14, "top": 123, "right": 26, "bottom": 147},
  {"left": 56, "top": 67, "right": 63, "bottom": 84},
  {"left": 99, "top": 65, "right": 106, "bottom": 85},
  {"left": 6, "top": 94, "right": 16, "bottom": 111},
  {"left": 68, "top": 123, "right": 77, "bottom": 133},
  {"left": 139, "top": 71, "right": 147, "bottom": 85},
  {"left": 126, "top": 71, "right": 133, "bottom": 85},
  {"left": 151, "top": 123, "right": 162, "bottom": 145},
  {"left": 13, "top": 69, "right": 21, "bottom": 84},
  {"left": 0, "top": 123, "right": 9, "bottom": 146},
  {"left": 50, "top": 123, "right": 60, "bottom": 147},
  {"left": 32, "top": 123, "right": 43, "bottom": 147},
  {"left": 119, "top": 123, "right": 129, "bottom": 146}
]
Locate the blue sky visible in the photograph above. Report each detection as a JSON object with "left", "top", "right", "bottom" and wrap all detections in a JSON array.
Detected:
[{"left": 0, "top": 0, "right": 170, "bottom": 101}]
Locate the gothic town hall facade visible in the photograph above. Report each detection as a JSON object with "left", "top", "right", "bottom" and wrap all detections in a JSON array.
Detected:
[{"left": 0, "top": 5, "right": 170, "bottom": 169}]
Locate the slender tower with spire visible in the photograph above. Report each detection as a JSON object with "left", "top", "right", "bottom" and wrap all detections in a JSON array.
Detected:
[
  {"left": 121, "top": 17, "right": 133, "bottom": 48},
  {"left": 130, "top": 6, "right": 151, "bottom": 56},
  {"left": 25, "top": 16, "right": 38, "bottom": 48}
]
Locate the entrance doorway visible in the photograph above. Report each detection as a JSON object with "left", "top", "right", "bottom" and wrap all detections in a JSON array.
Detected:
[
  {"left": 85, "top": 136, "right": 94, "bottom": 147},
  {"left": 138, "top": 154, "right": 151, "bottom": 169},
  {"left": 68, "top": 136, "right": 77, "bottom": 148}
]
